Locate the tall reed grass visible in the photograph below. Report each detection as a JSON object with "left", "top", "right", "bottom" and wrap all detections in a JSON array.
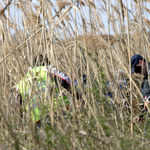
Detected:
[{"left": 0, "top": 0, "right": 150, "bottom": 149}]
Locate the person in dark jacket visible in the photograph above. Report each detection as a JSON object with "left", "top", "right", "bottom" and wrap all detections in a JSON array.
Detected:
[{"left": 131, "top": 54, "right": 150, "bottom": 122}]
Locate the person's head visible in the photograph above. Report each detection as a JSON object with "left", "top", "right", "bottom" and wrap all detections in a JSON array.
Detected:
[
  {"left": 34, "top": 54, "right": 50, "bottom": 66},
  {"left": 131, "top": 54, "right": 147, "bottom": 75}
]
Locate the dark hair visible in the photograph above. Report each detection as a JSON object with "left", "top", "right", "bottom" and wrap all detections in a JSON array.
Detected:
[{"left": 34, "top": 54, "right": 50, "bottom": 66}]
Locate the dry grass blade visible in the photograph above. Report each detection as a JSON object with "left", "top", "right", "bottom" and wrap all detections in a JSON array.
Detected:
[
  {"left": 0, "top": 5, "right": 73, "bottom": 64},
  {"left": 57, "top": 1, "right": 71, "bottom": 12},
  {"left": 0, "top": 0, "right": 12, "bottom": 16},
  {"left": 65, "top": 15, "right": 71, "bottom": 21},
  {"left": 79, "top": 0, "right": 85, "bottom": 6},
  {"left": 119, "top": 0, "right": 124, "bottom": 23},
  {"left": 89, "top": 1, "right": 96, "bottom": 9},
  {"left": 0, "top": 20, "right": 5, "bottom": 43},
  {"left": 144, "top": 18, "right": 150, "bottom": 26},
  {"left": 142, "top": 6, "right": 150, "bottom": 14},
  {"left": 111, "top": 4, "right": 120, "bottom": 16},
  {"left": 101, "top": 0, "right": 106, "bottom": 5}
]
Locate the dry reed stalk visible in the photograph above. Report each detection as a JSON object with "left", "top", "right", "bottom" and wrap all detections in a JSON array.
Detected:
[
  {"left": 119, "top": 0, "right": 124, "bottom": 23},
  {"left": 125, "top": 0, "right": 133, "bottom": 137},
  {"left": 144, "top": 18, "right": 150, "bottom": 26},
  {"left": 89, "top": 1, "right": 96, "bottom": 9},
  {"left": 79, "top": 0, "right": 85, "bottom": 6},
  {"left": 142, "top": 6, "right": 150, "bottom": 14},
  {"left": 80, "top": 17, "right": 113, "bottom": 148},
  {"left": 0, "top": 0, "right": 12, "bottom": 16},
  {"left": 56, "top": 0, "right": 71, "bottom": 12},
  {"left": 0, "top": 5, "right": 73, "bottom": 65}
]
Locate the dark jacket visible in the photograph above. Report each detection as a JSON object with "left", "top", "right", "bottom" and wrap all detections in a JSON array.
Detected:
[
  {"left": 139, "top": 63, "right": 150, "bottom": 117},
  {"left": 140, "top": 63, "right": 150, "bottom": 99}
]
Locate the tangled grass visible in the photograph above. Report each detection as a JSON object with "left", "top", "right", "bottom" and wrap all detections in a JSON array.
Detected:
[{"left": 0, "top": 0, "right": 150, "bottom": 149}]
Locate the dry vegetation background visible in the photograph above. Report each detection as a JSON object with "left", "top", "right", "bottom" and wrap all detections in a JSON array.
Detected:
[{"left": 0, "top": 0, "right": 150, "bottom": 149}]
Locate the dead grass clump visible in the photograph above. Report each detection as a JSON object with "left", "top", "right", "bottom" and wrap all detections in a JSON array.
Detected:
[{"left": 76, "top": 34, "right": 118, "bottom": 53}]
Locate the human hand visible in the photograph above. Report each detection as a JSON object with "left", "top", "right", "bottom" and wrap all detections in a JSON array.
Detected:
[
  {"left": 133, "top": 99, "right": 150, "bottom": 125},
  {"left": 133, "top": 116, "right": 140, "bottom": 125}
]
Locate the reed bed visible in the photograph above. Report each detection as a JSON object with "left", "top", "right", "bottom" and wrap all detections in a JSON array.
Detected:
[{"left": 0, "top": 0, "right": 150, "bottom": 149}]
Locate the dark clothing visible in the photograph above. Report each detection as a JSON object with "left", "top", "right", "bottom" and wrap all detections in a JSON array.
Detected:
[
  {"left": 139, "top": 63, "right": 150, "bottom": 118},
  {"left": 140, "top": 63, "right": 150, "bottom": 99}
]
